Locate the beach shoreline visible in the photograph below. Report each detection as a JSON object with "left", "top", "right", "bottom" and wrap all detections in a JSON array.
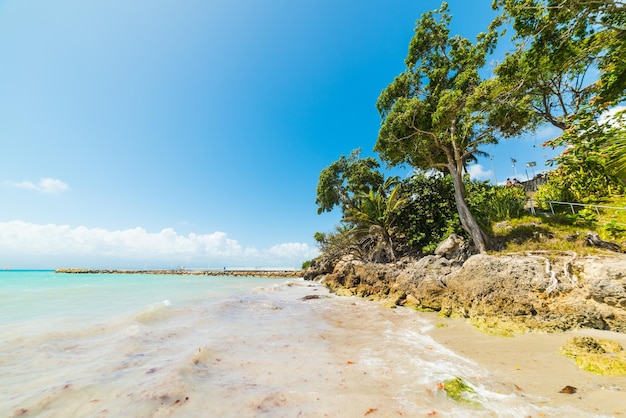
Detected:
[{"left": 425, "top": 313, "right": 626, "bottom": 416}]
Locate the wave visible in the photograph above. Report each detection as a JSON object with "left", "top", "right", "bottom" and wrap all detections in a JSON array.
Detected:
[{"left": 133, "top": 300, "right": 173, "bottom": 324}]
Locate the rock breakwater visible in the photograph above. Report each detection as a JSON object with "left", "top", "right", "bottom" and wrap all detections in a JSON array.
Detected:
[{"left": 55, "top": 268, "right": 303, "bottom": 279}]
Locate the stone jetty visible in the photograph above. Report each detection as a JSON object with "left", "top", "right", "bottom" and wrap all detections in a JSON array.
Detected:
[{"left": 55, "top": 268, "right": 303, "bottom": 279}]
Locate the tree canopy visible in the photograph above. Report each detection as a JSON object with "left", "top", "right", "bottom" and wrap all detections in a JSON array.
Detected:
[
  {"left": 493, "top": 0, "right": 626, "bottom": 195},
  {"left": 493, "top": 0, "right": 625, "bottom": 107},
  {"left": 315, "top": 149, "right": 385, "bottom": 215},
  {"left": 375, "top": 3, "right": 530, "bottom": 253}
]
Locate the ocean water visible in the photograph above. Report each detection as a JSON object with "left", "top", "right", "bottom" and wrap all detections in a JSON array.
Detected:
[{"left": 0, "top": 270, "right": 591, "bottom": 417}]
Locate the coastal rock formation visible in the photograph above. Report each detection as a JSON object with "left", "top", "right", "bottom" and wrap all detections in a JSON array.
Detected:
[{"left": 304, "top": 252, "right": 626, "bottom": 334}]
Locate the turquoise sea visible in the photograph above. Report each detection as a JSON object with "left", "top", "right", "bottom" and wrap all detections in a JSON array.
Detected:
[{"left": 0, "top": 270, "right": 593, "bottom": 417}]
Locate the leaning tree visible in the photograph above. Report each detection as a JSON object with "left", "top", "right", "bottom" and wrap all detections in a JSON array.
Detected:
[{"left": 375, "top": 3, "right": 531, "bottom": 253}]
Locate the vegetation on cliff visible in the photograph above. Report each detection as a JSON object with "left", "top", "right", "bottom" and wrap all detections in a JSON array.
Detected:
[
  {"left": 304, "top": 2, "right": 626, "bottom": 345},
  {"left": 310, "top": 1, "right": 625, "bottom": 266}
]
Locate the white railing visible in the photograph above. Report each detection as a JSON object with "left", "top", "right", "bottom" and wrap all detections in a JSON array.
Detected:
[{"left": 526, "top": 199, "right": 626, "bottom": 215}]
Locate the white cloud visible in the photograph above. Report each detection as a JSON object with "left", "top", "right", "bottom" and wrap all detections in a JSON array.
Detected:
[
  {"left": 0, "top": 221, "right": 318, "bottom": 269},
  {"left": 599, "top": 105, "right": 626, "bottom": 125},
  {"left": 533, "top": 125, "right": 561, "bottom": 144},
  {"left": 5, "top": 178, "right": 69, "bottom": 193},
  {"left": 266, "top": 242, "right": 318, "bottom": 259},
  {"left": 466, "top": 164, "right": 492, "bottom": 181}
]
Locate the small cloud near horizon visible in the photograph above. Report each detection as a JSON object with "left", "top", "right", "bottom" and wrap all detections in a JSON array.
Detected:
[
  {"left": 4, "top": 178, "right": 69, "bottom": 193},
  {"left": 0, "top": 221, "right": 319, "bottom": 269}
]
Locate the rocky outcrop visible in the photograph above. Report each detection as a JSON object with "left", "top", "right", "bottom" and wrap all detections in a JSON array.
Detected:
[{"left": 305, "top": 252, "right": 626, "bottom": 334}]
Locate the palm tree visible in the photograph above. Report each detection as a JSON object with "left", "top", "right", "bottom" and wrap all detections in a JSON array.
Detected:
[
  {"left": 344, "top": 184, "right": 407, "bottom": 262},
  {"left": 607, "top": 110, "right": 626, "bottom": 182}
]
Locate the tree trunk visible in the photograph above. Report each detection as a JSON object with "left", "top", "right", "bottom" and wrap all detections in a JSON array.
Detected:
[
  {"left": 381, "top": 229, "right": 397, "bottom": 262},
  {"left": 449, "top": 167, "right": 487, "bottom": 253}
]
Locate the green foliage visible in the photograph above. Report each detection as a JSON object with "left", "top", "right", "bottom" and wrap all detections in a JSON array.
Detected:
[
  {"left": 566, "top": 207, "right": 598, "bottom": 227},
  {"left": 375, "top": 4, "right": 506, "bottom": 170},
  {"left": 535, "top": 165, "right": 625, "bottom": 206},
  {"left": 315, "top": 149, "right": 385, "bottom": 215},
  {"left": 313, "top": 225, "right": 357, "bottom": 260},
  {"left": 301, "top": 260, "right": 312, "bottom": 270},
  {"left": 313, "top": 231, "right": 326, "bottom": 243},
  {"left": 541, "top": 108, "right": 626, "bottom": 201},
  {"left": 344, "top": 184, "right": 407, "bottom": 261},
  {"left": 605, "top": 108, "right": 626, "bottom": 182},
  {"left": 374, "top": 3, "right": 527, "bottom": 253},
  {"left": 534, "top": 179, "right": 566, "bottom": 207},
  {"left": 604, "top": 220, "right": 626, "bottom": 239},
  {"left": 393, "top": 173, "right": 462, "bottom": 254},
  {"left": 493, "top": 0, "right": 625, "bottom": 116},
  {"left": 465, "top": 180, "right": 527, "bottom": 227}
]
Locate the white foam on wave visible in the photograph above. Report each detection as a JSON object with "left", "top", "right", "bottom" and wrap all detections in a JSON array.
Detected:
[
  {"left": 133, "top": 299, "right": 176, "bottom": 324},
  {"left": 363, "top": 313, "right": 596, "bottom": 417}
]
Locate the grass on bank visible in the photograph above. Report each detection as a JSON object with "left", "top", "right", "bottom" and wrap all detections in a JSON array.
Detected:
[{"left": 489, "top": 195, "right": 626, "bottom": 254}]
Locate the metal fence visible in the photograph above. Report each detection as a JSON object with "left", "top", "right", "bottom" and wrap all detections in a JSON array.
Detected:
[{"left": 526, "top": 199, "right": 626, "bottom": 215}]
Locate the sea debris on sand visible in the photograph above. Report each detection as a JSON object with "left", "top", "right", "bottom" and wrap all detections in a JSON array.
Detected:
[
  {"left": 440, "top": 377, "right": 477, "bottom": 404},
  {"left": 559, "top": 386, "right": 577, "bottom": 394}
]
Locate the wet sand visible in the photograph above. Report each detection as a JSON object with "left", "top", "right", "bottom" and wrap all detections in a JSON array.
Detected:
[{"left": 427, "top": 314, "right": 626, "bottom": 416}]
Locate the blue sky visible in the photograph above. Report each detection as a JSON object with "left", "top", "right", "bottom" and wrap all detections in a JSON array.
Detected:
[{"left": 0, "top": 0, "right": 563, "bottom": 269}]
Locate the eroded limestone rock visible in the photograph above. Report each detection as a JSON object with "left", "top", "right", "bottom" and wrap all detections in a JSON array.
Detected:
[{"left": 306, "top": 252, "right": 626, "bottom": 334}]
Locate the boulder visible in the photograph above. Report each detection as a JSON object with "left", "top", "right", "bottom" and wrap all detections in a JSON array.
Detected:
[
  {"left": 302, "top": 255, "right": 337, "bottom": 281},
  {"left": 434, "top": 234, "right": 468, "bottom": 261}
]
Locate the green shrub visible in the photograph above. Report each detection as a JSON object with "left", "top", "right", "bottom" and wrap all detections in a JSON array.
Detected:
[
  {"left": 566, "top": 207, "right": 598, "bottom": 227},
  {"left": 604, "top": 220, "right": 626, "bottom": 239},
  {"left": 535, "top": 180, "right": 566, "bottom": 209},
  {"left": 535, "top": 165, "right": 625, "bottom": 205},
  {"left": 466, "top": 180, "right": 527, "bottom": 227},
  {"left": 393, "top": 173, "right": 462, "bottom": 254},
  {"left": 312, "top": 225, "right": 357, "bottom": 260}
]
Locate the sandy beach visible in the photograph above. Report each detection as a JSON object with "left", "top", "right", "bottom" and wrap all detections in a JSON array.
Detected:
[{"left": 427, "top": 314, "right": 626, "bottom": 416}]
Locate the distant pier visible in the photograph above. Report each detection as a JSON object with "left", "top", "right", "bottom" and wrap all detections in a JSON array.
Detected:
[{"left": 55, "top": 268, "right": 303, "bottom": 279}]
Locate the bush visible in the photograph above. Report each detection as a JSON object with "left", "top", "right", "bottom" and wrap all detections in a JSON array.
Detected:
[
  {"left": 566, "top": 207, "right": 598, "bottom": 226},
  {"left": 603, "top": 220, "right": 626, "bottom": 239},
  {"left": 313, "top": 225, "right": 357, "bottom": 260},
  {"left": 465, "top": 180, "right": 527, "bottom": 227},
  {"left": 535, "top": 179, "right": 566, "bottom": 209},
  {"left": 393, "top": 173, "right": 462, "bottom": 254},
  {"left": 535, "top": 165, "right": 625, "bottom": 205}
]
